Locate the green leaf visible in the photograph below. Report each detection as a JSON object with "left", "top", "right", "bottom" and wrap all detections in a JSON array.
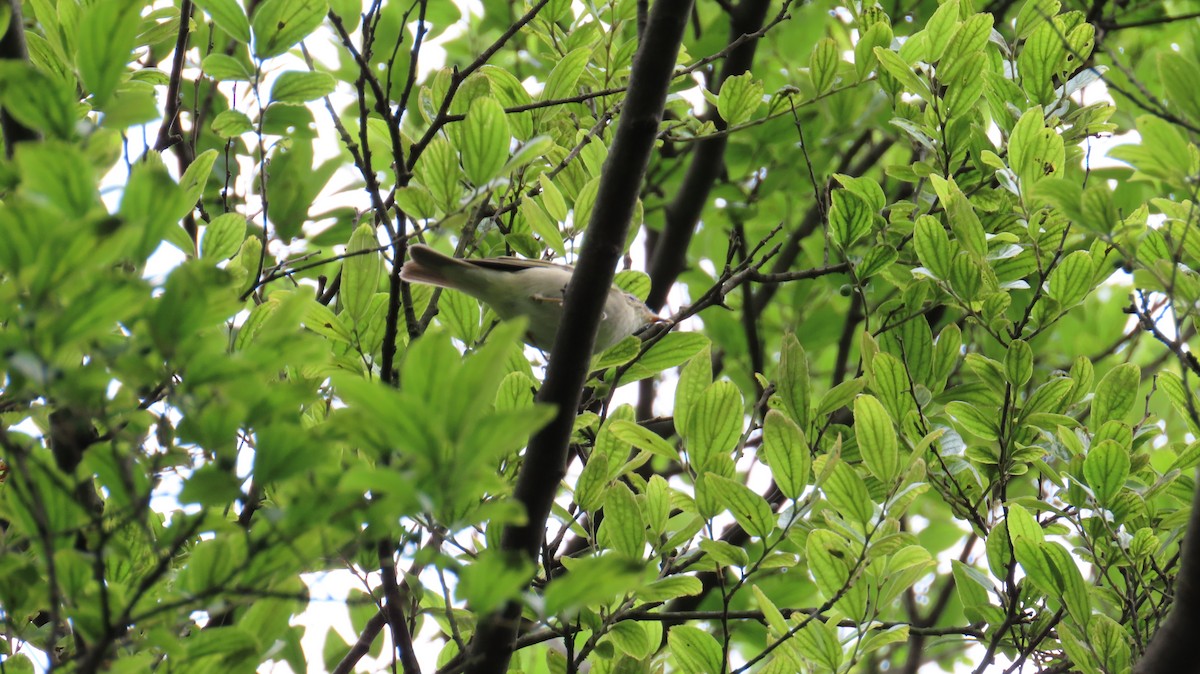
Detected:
[
  {"left": 965, "top": 353, "right": 1007, "bottom": 396},
  {"left": 1084, "top": 440, "right": 1129, "bottom": 505},
  {"left": 252, "top": 0, "right": 328, "bottom": 59},
  {"left": 857, "top": 244, "right": 898, "bottom": 279},
  {"left": 1081, "top": 182, "right": 1118, "bottom": 235},
  {"left": 1005, "top": 339, "right": 1033, "bottom": 388},
  {"left": 620, "top": 332, "right": 709, "bottom": 383},
  {"left": 643, "top": 474, "right": 670, "bottom": 536},
  {"left": 341, "top": 223, "right": 381, "bottom": 324},
  {"left": 458, "top": 549, "right": 535, "bottom": 614},
  {"left": 1088, "top": 614, "right": 1132, "bottom": 674},
  {"left": 1159, "top": 51, "right": 1200, "bottom": 123},
  {"left": 636, "top": 576, "right": 702, "bottom": 603},
  {"left": 854, "top": 394, "right": 900, "bottom": 484},
  {"left": 437, "top": 289, "right": 481, "bottom": 344},
  {"left": 810, "top": 38, "right": 840, "bottom": 95},
  {"left": 303, "top": 295, "right": 354, "bottom": 343},
  {"left": 1006, "top": 504, "right": 1044, "bottom": 543},
  {"left": 1009, "top": 106, "right": 1064, "bottom": 188},
  {"left": 951, "top": 560, "right": 992, "bottom": 615},
  {"left": 1046, "top": 250, "right": 1093, "bottom": 308},
  {"left": 777, "top": 333, "right": 811, "bottom": 428},
  {"left": 394, "top": 185, "right": 438, "bottom": 220},
  {"left": 1042, "top": 540, "right": 1090, "bottom": 626},
  {"left": 669, "top": 626, "right": 724, "bottom": 674},
  {"left": 499, "top": 134, "right": 554, "bottom": 177},
  {"left": 675, "top": 345, "right": 712, "bottom": 438},
  {"left": 806, "top": 529, "right": 855, "bottom": 598},
  {"left": 598, "top": 483, "right": 645, "bottom": 558},
  {"left": 823, "top": 462, "right": 873, "bottom": 525},
  {"left": 460, "top": 97, "right": 509, "bottom": 186},
  {"left": 686, "top": 381, "right": 743, "bottom": 473},
  {"left": 1159, "top": 370, "right": 1200, "bottom": 435},
  {"left": 941, "top": 13, "right": 992, "bottom": 69},
  {"left": 201, "top": 214, "right": 247, "bottom": 261},
  {"left": 704, "top": 473, "right": 775, "bottom": 539},
  {"left": 180, "top": 149, "right": 220, "bottom": 218},
  {"left": 835, "top": 174, "right": 886, "bottom": 212},
  {"left": 0, "top": 62, "right": 76, "bottom": 139},
  {"left": 1017, "top": 21, "right": 1065, "bottom": 104},
  {"left": 608, "top": 420, "right": 680, "bottom": 462},
  {"left": 829, "top": 189, "right": 874, "bottom": 249},
  {"left": 572, "top": 175, "right": 602, "bottom": 232},
  {"left": 614, "top": 270, "right": 651, "bottom": 302},
  {"left": 16, "top": 141, "right": 97, "bottom": 219},
  {"left": 606, "top": 621, "right": 654, "bottom": 659},
  {"left": 185, "top": 627, "right": 258, "bottom": 660},
  {"left": 211, "top": 110, "right": 254, "bottom": 137},
  {"left": 924, "top": 0, "right": 961, "bottom": 60},
  {"left": 862, "top": 625, "right": 909, "bottom": 658},
  {"left": 494, "top": 371, "right": 536, "bottom": 411},
  {"left": 945, "top": 401, "right": 1000, "bottom": 440},
  {"left": 415, "top": 136, "right": 460, "bottom": 212},
  {"left": 1091, "top": 363, "right": 1139, "bottom": 425},
  {"left": 761, "top": 410, "right": 810, "bottom": 500},
  {"left": 817, "top": 378, "right": 866, "bottom": 417},
  {"left": 271, "top": 70, "right": 336, "bottom": 103},
  {"left": 870, "top": 352, "right": 914, "bottom": 422},
  {"left": 590, "top": 336, "right": 640, "bottom": 371},
  {"left": 1021, "top": 377, "right": 1074, "bottom": 418},
  {"left": 914, "top": 215, "right": 953, "bottom": 279},
  {"left": 540, "top": 47, "right": 591, "bottom": 102},
  {"left": 575, "top": 451, "right": 610, "bottom": 512},
  {"left": 202, "top": 53, "right": 253, "bottom": 81},
  {"left": 717, "top": 72, "right": 763, "bottom": 126},
  {"left": 76, "top": 0, "right": 142, "bottom": 107},
  {"left": 929, "top": 175, "right": 985, "bottom": 259},
  {"left": 793, "top": 617, "right": 842, "bottom": 671},
  {"left": 539, "top": 174, "right": 568, "bottom": 222},
  {"left": 1014, "top": 538, "right": 1058, "bottom": 597},
  {"left": 195, "top": 0, "right": 252, "bottom": 43},
  {"left": 873, "top": 46, "right": 933, "bottom": 101},
  {"left": 544, "top": 555, "right": 645, "bottom": 615},
  {"left": 120, "top": 158, "right": 190, "bottom": 261},
  {"left": 1015, "top": 0, "right": 1061, "bottom": 39},
  {"left": 932, "top": 323, "right": 962, "bottom": 393},
  {"left": 855, "top": 22, "right": 893, "bottom": 81}
]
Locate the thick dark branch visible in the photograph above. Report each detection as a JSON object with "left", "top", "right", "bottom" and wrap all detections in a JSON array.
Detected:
[
  {"left": 378, "top": 541, "right": 421, "bottom": 674},
  {"left": 1135, "top": 468, "right": 1200, "bottom": 674},
  {"left": 461, "top": 1, "right": 694, "bottom": 671},
  {"left": 0, "top": 0, "right": 38, "bottom": 154},
  {"left": 645, "top": 0, "right": 774, "bottom": 311},
  {"left": 154, "top": 0, "right": 192, "bottom": 153}
]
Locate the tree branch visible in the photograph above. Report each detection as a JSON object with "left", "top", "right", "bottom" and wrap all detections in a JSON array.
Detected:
[
  {"left": 645, "top": 0, "right": 776, "bottom": 310},
  {"left": 461, "top": 1, "right": 694, "bottom": 671},
  {"left": 0, "top": 0, "right": 38, "bottom": 154}
]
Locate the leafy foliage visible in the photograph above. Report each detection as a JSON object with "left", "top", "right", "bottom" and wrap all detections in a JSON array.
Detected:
[{"left": 0, "top": 0, "right": 1199, "bottom": 673}]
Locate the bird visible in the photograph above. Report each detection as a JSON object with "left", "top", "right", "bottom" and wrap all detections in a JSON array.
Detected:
[{"left": 399, "top": 244, "right": 661, "bottom": 352}]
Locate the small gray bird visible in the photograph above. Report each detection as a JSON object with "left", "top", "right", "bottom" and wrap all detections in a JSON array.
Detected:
[{"left": 400, "top": 244, "right": 661, "bottom": 352}]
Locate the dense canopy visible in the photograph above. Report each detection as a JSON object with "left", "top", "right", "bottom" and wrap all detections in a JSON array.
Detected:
[{"left": 1, "top": 0, "right": 1200, "bottom": 673}]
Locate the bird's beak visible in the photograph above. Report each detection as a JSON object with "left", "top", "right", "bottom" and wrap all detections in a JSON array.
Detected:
[{"left": 633, "top": 310, "right": 668, "bottom": 336}]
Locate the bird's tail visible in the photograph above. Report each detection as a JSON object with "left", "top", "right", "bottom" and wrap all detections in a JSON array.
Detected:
[{"left": 400, "top": 244, "right": 474, "bottom": 289}]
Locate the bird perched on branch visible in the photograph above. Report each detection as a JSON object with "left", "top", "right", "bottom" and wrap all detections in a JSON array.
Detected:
[{"left": 400, "top": 244, "right": 661, "bottom": 352}]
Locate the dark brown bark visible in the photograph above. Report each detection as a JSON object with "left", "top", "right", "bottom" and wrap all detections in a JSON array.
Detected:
[
  {"left": 1136, "top": 470, "right": 1200, "bottom": 674},
  {"left": 0, "top": 0, "right": 38, "bottom": 155},
  {"left": 462, "top": 1, "right": 695, "bottom": 671},
  {"left": 645, "top": 0, "right": 772, "bottom": 311}
]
